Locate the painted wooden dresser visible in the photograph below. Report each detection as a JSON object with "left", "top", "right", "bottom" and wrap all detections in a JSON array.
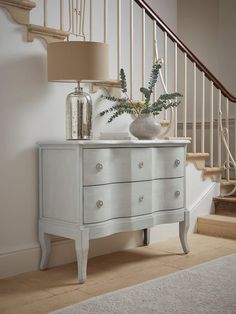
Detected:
[{"left": 38, "top": 140, "right": 190, "bottom": 283}]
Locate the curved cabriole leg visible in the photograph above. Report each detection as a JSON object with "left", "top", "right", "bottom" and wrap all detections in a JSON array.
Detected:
[
  {"left": 179, "top": 211, "right": 190, "bottom": 254},
  {"left": 39, "top": 229, "right": 51, "bottom": 270},
  {"left": 75, "top": 229, "right": 89, "bottom": 284},
  {"left": 143, "top": 228, "right": 151, "bottom": 246}
]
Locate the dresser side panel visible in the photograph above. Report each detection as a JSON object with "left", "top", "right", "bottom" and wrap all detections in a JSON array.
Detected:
[{"left": 41, "top": 148, "right": 78, "bottom": 222}]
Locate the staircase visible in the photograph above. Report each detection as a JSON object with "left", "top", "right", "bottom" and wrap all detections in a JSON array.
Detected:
[{"left": 1, "top": 0, "right": 236, "bottom": 230}]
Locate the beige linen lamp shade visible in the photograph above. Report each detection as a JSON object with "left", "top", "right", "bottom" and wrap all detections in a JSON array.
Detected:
[{"left": 47, "top": 41, "right": 109, "bottom": 82}]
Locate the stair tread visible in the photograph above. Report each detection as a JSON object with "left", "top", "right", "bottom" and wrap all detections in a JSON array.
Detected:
[
  {"left": 28, "top": 24, "right": 70, "bottom": 35},
  {"left": 204, "top": 167, "right": 224, "bottom": 171},
  {"left": 221, "top": 180, "right": 236, "bottom": 185},
  {"left": 220, "top": 181, "right": 236, "bottom": 188},
  {"left": 198, "top": 214, "right": 236, "bottom": 223},
  {"left": 187, "top": 152, "right": 209, "bottom": 157},
  {"left": 197, "top": 215, "right": 236, "bottom": 239}
]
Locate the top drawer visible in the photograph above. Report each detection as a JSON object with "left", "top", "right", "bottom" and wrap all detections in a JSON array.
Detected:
[{"left": 83, "top": 147, "right": 184, "bottom": 186}]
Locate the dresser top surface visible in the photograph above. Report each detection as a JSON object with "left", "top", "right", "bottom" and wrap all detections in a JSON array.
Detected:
[{"left": 38, "top": 139, "right": 190, "bottom": 148}]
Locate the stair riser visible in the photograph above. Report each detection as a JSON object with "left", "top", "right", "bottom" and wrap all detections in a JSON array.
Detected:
[
  {"left": 198, "top": 222, "right": 236, "bottom": 239},
  {"left": 215, "top": 207, "right": 236, "bottom": 217}
]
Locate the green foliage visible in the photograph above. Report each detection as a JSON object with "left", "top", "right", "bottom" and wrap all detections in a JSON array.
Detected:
[
  {"left": 147, "top": 61, "right": 162, "bottom": 93},
  {"left": 100, "top": 60, "right": 182, "bottom": 122},
  {"left": 120, "top": 68, "right": 127, "bottom": 93},
  {"left": 140, "top": 87, "right": 151, "bottom": 104}
]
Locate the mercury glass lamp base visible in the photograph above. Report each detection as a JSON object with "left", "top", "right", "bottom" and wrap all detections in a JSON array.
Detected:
[{"left": 66, "top": 84, "right": 92, "bottom": 140}]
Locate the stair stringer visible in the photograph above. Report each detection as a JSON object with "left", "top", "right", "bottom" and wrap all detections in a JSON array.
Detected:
[
  {"left": 186, "top": 163, "right": 220, "bottom": 233},
  {"left": 0, "top": 0, "right": 35, "bottom": 25}
]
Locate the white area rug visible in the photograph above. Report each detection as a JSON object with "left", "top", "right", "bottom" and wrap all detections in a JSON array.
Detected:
[{"left": 52, "top": 254, "right": 236, "bottom": 314}]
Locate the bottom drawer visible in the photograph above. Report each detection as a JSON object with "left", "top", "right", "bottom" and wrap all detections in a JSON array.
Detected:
[{"left": 83, "top": 178, "right": 184, "bottom": 224}]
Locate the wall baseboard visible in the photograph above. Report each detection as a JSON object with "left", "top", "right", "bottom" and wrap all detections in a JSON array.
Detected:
[
  {"left": 0, "top": 239, "right": 76, "bottom": 279},
  {"left": 177, "top": 118, "right": 235, "bottom": 130},
  {"left": 0, "top": 231, "right": 143, "bottom": 279}
]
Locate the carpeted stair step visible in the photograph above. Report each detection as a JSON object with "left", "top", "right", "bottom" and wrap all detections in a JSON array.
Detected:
[
  {"left": 214, "top": 197, "right": 236, "bottom": 217},
  {"left": 197, "top": 214, "right": 236, "bottom": 239}
]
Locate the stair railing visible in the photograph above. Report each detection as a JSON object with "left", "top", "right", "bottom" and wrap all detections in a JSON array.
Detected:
[{"left": 132, "top": 0, "right": 236, "bottom": 190}]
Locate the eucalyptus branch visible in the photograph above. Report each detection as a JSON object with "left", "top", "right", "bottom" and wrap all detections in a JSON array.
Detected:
[
  {"left": 120, "top": 68, "right": 127, "bottom": 93},
  {"left": 100, "top": 103, "right": 133, "bottom": 116},
  {"left": 107, "top": 108, "right": 134, "bottom": 123},
  {"left": 100, "top": 60, "right": 182, "bottom": 123},
  {"left": 148, "top": 61, "right": 162, "bottom": 93},
  {"left": 101, "top": 95, "right": 128, "bottom": 103}
]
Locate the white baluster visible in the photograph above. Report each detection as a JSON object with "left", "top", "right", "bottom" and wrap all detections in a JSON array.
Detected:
[
  {"left": 117, "top": 0, "right": 121, "bottom": 80},
  {"left": 201, "top": 72, "right": 205, "bottom": 153},
  {"left": 89, "top": 0, "right": 92, "bottom": 40},
  {"left": 60, "top": 0, "right": 64, "bottom": 30},
  {"left": 76, "top": 0, "right": 79, "bottom": 35},
  {"left": 142, "top": 8, "right": 145, "bottom": 100},
  {"left": 81, "top": 0, "right": 85, "bottom": 38},
  {"left": 104, "top": 0, "right": 108, "bottom": 43},
  {"left": 226, "top": 98, "right": 230, "bottom": 181},
  {"left": 44, "top": 0, "right": 48, "bottom": 27},
  {"left": 235, "top": 103, "right": 236, "bottom": 179},
  {"left": 210, "top": 82, "right": 214, "bottom": 167},
  {"left": 79, "top": 0, "right": 85, "bottom": 37},
  {"left": 164, "top": 32, "right": 168, "bottom": 121},
  {"left": 218, "top": 89, "right": 222, "bottom": 167},
  {"left": 183, "top": 53, "right": 187, "bottom": 138},
  {"left": 72, "top": 0, "right": 75, "bottom": 33},
  {"left": 130, "top": 0, "right": 134, "bottom": 99},
  {"left": 174, "top": 42, "right": 178, "bottom": 137},
  {"left": 153, "top": 20, "right": 157, "bottom": 102},
  {"left": 193, "top": 63, "right": 196, "bottom": 152},
  {"left": 66, "top": 0, "right": 72, "bottom": 33}
]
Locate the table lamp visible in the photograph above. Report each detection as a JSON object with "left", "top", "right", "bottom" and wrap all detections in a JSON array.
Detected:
[{"left": 47, "top": 41, "right": 109, "bottom": 140}]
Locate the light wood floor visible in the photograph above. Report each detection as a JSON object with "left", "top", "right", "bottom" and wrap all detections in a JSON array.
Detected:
[{"left": 1, "top": 234, "right": 236, "bottom": 314}]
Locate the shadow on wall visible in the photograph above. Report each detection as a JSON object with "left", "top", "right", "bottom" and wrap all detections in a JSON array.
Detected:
[{"left": 0, "top": 54, "right": 49, "bottom": 110}]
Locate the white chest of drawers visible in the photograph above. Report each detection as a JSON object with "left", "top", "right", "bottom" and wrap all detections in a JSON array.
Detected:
[{"left": 38, "top": 140, "right": 190, "bottom": 283}]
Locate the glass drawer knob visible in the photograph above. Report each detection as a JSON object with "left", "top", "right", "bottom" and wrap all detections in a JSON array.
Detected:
[
  {"left": 96, "top": 200, "right": 103, "bottom": 208},
  {"left": 139, "top": 161, "right": 144, "bottom": 168},
  {"left": 139, "top": 196, "right": 144, "bottom": 202},
  {"left": 96, "top": 163, "right": 103, "bottom": 171},
  {"left": 175, "top": 159, "right": 180, "bottom": 167},
  {"left": 175, "top": 190, "right": 180, "bottom": 197}
]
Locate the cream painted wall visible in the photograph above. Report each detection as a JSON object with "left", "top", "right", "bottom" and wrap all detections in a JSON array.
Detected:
[
  {"left": 218, "top": 0, "right": 236, "bottom": 94},
  {"left": 178, "top": 0, "right": 219, "bottom": 77},
  {"left": 0, "top": 0, "right": 180, "bottom": 278},
  {"left": 177, "top": 0, "right": 220, "bottom": 126},
  {"left": 177, "top": 0, "right": 236, "bottom": 101},
  {"left": 146, "top": 0, "right": 177, "bottom": 32}
]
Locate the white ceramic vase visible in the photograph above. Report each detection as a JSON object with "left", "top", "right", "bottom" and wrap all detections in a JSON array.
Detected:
[{"left": 129, "top": 113, "right": 162, "bottom": 140}]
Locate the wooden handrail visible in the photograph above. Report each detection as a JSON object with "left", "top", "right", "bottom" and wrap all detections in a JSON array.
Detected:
[{"left": 134, "top": 0, "right": 236, "bottom": 102}]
